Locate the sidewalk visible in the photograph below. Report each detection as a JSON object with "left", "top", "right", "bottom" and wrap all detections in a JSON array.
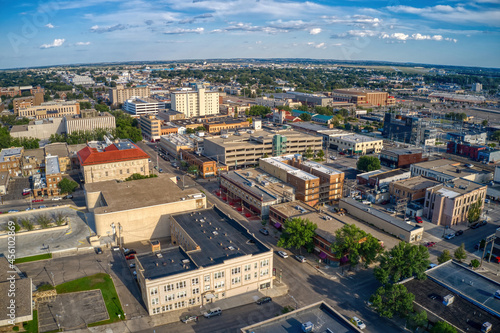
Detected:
[{"left": 72, "top": 282, "right": 289, "bottom": 333}]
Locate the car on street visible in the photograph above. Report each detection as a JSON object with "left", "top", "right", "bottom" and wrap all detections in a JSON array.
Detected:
[
  {"left": 125, "top": 249, "right": 136, "bottom": 255},
  {"left": 129, "top": 263, "right": 136, "bottom": 268},
  {"left": 444, "top": 233, "right": 455, "bottom": 240},
  {"left": 277, "top": 251, "right": 288, "bottom": 258},
  {"left": 471, "top": 223, "right": 480, "bottom": 229},
  {"left": 350, "top": 316, "right": 366, "bottom": 330},
  {"left": 63, "top": 195, "right": 73, "bottom": 199},
  {"left": 95, "top": 247, "right": 103, "bottom": 254},
  {"left": 455, "top": 230, "right": 464, "bottom": 236},
  {"left": 112, "top": 246, "right": 120, "bottom": 251},
  {"left": 479, "top": 220, "right": 488, "bottom": 227},
  {"left": 39, "top": 205, "right": 47, "bottom": 209},
  {"left": 159, "top": 168, "right": 163, "bottom": 173},
  {"left": 415, "top": 216, "right": 423, "bottom": 223},
  {"left": 259, "top": 228, "right": 269, "bottom": 236},
  {"left": 485, "top": 199, "right": 490, "bottom": 204},
  {"left": 125, "top": 254, "right": 135, "bottom": 260},
  {"left": 204, "top": 307, "right": 222, "bottom": 318},
  {"left": 256, "top": 296, "right": 272, "bottom": 305},
  {"left": 181, "top": 315, "right": 198, "bottom": 324},
  {"left": 8, "top": 210, "right": 19, "bottom": 213},
  {"left": 424, "top": 242, "right": 436, "bottom": 247},
  {"left": 32, "top": 199, "right": 43, "bottom": 203},
  {"left": 295, "top": 255, "right": 307, "bottom": 263},
  {"left": 386, "top": 208, "right": 395, "bottom": 213},
  {"left": 51, "top": 197, "right": 62, "bottom": 201}
]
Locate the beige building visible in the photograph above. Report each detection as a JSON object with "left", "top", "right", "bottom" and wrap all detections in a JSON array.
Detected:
[
  {"left": 328, "top": 134, "right": 383, "bottom": 155},
  {"left": 13, "top": 93, "right": 43, "bottom": 114},
  {"left": 85, "top": 176, "right": 207, "bottom": 244},
  {"left": 0, "top": 147, "right": 23, "bottom": 176},
  {"left": 410, "top": 160, "right": 492, "bottom": 184},
  {"left": 171, "top": 86, "right": 219, "bottom": 118},
  {"left": 389, "top": 176, "right": 441, "bottom": 202},
  {"left": 21, "top": 148, "right": 45, "bottom": 176},
  {"left": 77, "top": 139, "right": 150, "bottom": 184},
  {"left": 64, "top": 111, "right": 116, "bottom": 135},
  {"left": 332, "top": 88, "right": 396, "bottom": 106},
  {"left": 10, "top": 118, "right": 65, "bottom": 140},
  {"left": 45, "top": 143, "right": 71, "bottom": 173},
  {"left": 159, "top": 134, "right": 202, "bottom": 157},
  {"left": 423, "top": 179, "right": 487, "bottom": 226},
  {"left": 109, "top": 85, "right": 150, "bottom": 106},
  {"left": 135, "top": 207, "right": 273, "bottom": 316},
  {"left": 204, "top": 129, "right": 323, "bottom": 169},
  {"left": 18, "top": 101, "right": 80, "bottom": 119},
  {"left": 339, "top": 198, "right": 424, "bottom": 243}
]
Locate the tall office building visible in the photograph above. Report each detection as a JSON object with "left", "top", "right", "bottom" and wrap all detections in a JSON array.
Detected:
[
  {"left": 109, "top": 85, "right": 150, "bottom": 106},
  {"left": 170, "top": 85, "right": 219, "bottom": 118}
]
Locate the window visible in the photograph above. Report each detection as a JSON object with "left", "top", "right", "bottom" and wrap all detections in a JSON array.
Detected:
[
  {"left": 204, "top": 275, "right": 210, "bottom": 282},
  {"left": 192, "top": 287, "right": 200, "bottom": 295},
  {"left": 174, "top": 301, "right": 185, "bottom": 309},
  {"left": 150, "top": 287, "right": 158, "bottom": 295},
  {"left": 260, "top": 259, "right": 269, "bottom": 268},
  {"left": 260, "top": 268, "right": 269, "bottom": 277},
  {"left": 231, "top": 277, "right": 241, "bottom": 285},
  {"left": 231, "top": 267, "right": 241, "bottom": 275},
  {"left": 244, "top": 274, "right": 251, "bottom": 281},
  {"left": 214, "top": 271, "right": 224, "bottom": 279},
  {"left": 165, "top": 293, "right": 175, "bottom": 302},
  {"left": 205, "top": 285, "right": 211, "bottom": 291},
  {"left": 254, "top": 263, "right": 258, "bottom": 269},
  {"left": 152, "top": 307, "right": 161, "bottom": 314},
  {"left": 162, "top": 304, "right": 172, "bottom": 312},
  {"left": 177, "top": 291, "right": 187, "bottom": 298},
  {"left": 188, "top": 298, "right": 197, "bottom": 305},
  {"left": 164, "top": 284, "right": 174, "bottom": 292},
  {"left": 244, "top": 264, "right": 251, "bottom": 272},
  {"left": 254, "top": 272, "right": 258, "bottom": 278},
  {"left": 176, "top": 281, "right": 186, "bottom": 289},
  {"left": 151, "top": 297, "right": 159, "bottom": 305},
  {"left": 192, "top": 278, "right": 199, "bottom": 285},
  {"left": 215, "top": 281, "right": 225, "bottom": 289}
]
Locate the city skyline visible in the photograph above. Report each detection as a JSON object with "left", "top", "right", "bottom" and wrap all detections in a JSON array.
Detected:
[{"left": 1, "top": 0, "right": 499, "bottom": 69}]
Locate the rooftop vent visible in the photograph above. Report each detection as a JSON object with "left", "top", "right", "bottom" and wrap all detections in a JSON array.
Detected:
[{"left": 228, "top": 246, "right": 235, "bottom": 251}]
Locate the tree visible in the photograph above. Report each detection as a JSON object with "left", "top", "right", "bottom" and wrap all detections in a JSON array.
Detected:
[
  {"left": 454, "top": 243, "right": 467, "bottom": 262},
  {"left": 187, "top": 165, "right": 199, "bottom": 175},
  {"left": 57, "top": 178, "right": 79, "bottom": 194},
  {"left": 337, "top": 108, "right": 349, "bottom": 117},
  {"left": 482, "top": 119, "right": 488, "bottom": 126},
  {"left": 299, "top": 113, "right": 312, "bottom": 121},
  {"left": 316, "top": 150, "right": 325, "bottom": 160},
  {"left": 438, "top": 250, "right": 452, "bottom": 264},
  {"left": 492, "top": 130, "right": 500, "bottom": 142},
  {"left": 247, "top": 105, "right": 271, "bottom": 118},
  {"left": 470, "top": 259, "right": 480, "bottom": 269},
  {"left": 407, "top": 311, "right": 428, "bottom": 332},
  {"left": 262, "top": 153, "right": 269, "bottom": 158},
  {"left": 467, "top": 199, "right": 482, "bottom": 224},
  {"left": 430, "top": 321, "right": 457, "bottom": 333},
  {"left": 370, "top": 284, "right": 415, "bottom": 319},
  {"left": 374, "top": 242, "right": 430, "bottom": 285},
  {"left": 277, "top": 217, "right": 317, "bottom": 254},
  {"left": 331, "top": 224, "right": 383, "bottom": 268},
  {"left": 357, "top": 155, "right": 381, "bottom": 172},
  {"left": 303, "top": 147, "right": 314, "bottom": 159},
  {"left": 79, "top": 101, "right": 92, "bottom": 109}
]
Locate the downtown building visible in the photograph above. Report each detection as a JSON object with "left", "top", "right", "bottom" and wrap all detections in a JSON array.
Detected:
[
  {"left": 109, "top": 85, "right": 151, "bottom": 106},
  {"left": 171, "top": 85, "right": 220, "bottom": 118},
  {"left": 18, "top": 101, "right": 80, "bottom": 119}
]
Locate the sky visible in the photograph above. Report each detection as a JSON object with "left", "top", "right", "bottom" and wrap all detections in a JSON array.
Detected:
[{"left": 1, "top": 0, "right": 499, "bottom": 69}]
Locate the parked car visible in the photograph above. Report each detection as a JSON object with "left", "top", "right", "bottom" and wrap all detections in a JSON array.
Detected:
[
  {"left": 112, "top": 246, "right": 120, "bottom": 252},
  {"left": 124, "top": 249, "right": 136, "bottom": 255},
  {"left": 427, "top": 263, "right": 438, "bottom": 270},
  {"left": 471, "top": 223, "right": 480, "bottom": 229},
  {"left": 415, "top": 216, "right": 423, "bottom": 223},
  {"left": 350, "top": 316, "right": 366, "bottom": 330},
  {"left": 386, "top": 208, "right": 395, "bottom": 213},
  {"left": 424, "top": 242, "right": 436, "bottom": 247},
  {"left": 277, "top": 251, "right": 288, "bottom": 258},
  {"left": 95, "top": 247, "right": 103, "bottom": 254},
  {"left": 295, "top": 255, "right": 307, "bottom": 263},
  {"left": 129, "top": 263, "right": 136, "bottom": 268},
  {"left": 125, "top": 254, "right": 135, "bottom": 260},
  {"left": 181, "top": 315, "right": 198, "bottom": 324},
  {"left": 8, "top": 210, "right": 19, "bottom": 213},
  {"left": 455, "top": 230, "right": 464, "bottom": 236},
  {"left": 380, "top": 201, "right": 389, "bottom": 205},
  {"left": 479, "top": 220, "right": 488, "bottom": 227},
  {"left": 32, "top": 199, "right": 43, "bottom": 203},
  {"left": 444, "top": 233, "right": 455, "bottom": 240},
  {"left": 259, "top": 228, "right": 269, "bottom": 236},
  {"left": 485, "top": 199, "right": 490, "bottom": 204},
  {"left": 51, "top": 197, "right": 62, "bottom": 201},
  {"left": 256, "top": 296, "right": 272, "bottom": 305},
  {"left": 204, "top": 307, "right": 222, "bottom": 318},
  {"left": 63, "top": 194, "right": 73, "bottom": 199},
  {"left": 39, "top": 205, "right": 47, "bottom": 209}
]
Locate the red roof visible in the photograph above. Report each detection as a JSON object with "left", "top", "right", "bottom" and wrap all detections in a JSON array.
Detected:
[
  {"left": 285, "top": 116, "right": 302, "bottom": 122},
  {"left": 78, "top": 142, "right": 149, "bottom": 166}
]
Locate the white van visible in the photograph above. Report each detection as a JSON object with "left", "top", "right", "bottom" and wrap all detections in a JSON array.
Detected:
[
  {"left": 204, "top": 307, "right": 222, "bottom": 318},
  {"left": 494, "top": 290, "right": 500, "bottom": 299}
]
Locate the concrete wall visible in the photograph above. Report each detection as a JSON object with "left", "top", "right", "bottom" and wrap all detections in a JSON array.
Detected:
[
  {"left": 82, "top": 158, "right": 149, "bottom": 184},
  {"left": 339, "top": 199, "right": 423, "bottom": 243},
  {"left": 11, "top": 118, "right": 65, "bottom": 140},
  {"left": 258, "top": 159, "right": 288, "bottom": 182}
]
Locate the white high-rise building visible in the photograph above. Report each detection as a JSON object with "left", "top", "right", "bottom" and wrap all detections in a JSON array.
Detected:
[
  {"left": 171, "top": 85, "right": 219, "bottom": 118},
  {"left": 472, "top": 82, "right": 483, "bottom": 92},
  {"left": 123, "top": 97, "right": 165, "bottom": 116}
]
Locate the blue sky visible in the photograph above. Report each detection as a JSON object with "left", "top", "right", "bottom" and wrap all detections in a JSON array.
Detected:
[{"left": 1, "top": 0, "right": 499, "bottom": 69}]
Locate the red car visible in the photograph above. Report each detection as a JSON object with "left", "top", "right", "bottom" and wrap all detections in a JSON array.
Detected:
[
  {"left": 32, "top": 199, "right": 44, "bottom": 203},
  {"left": 415, "top": 216, "right": 423, "bottom": 223},
  {"left": 339, "top": 152, "right": 346, "bottom": 155},
  {"left": 125, "top": 254, "right": 135, "bottom": 260}
]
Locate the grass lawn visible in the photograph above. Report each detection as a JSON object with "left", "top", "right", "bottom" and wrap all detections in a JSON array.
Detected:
[
  {"left": 22, "top": 310, "right": 38, "bottom": 333},
  {"left": 14, "top": 253, "right": 52, "bottom": 264},
  {"left": 55, "top": 273, "right": 124, "bottom": 326}
]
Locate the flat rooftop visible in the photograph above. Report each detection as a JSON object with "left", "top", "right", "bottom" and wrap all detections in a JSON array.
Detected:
[
  {"left": 85, "top": 176, "right": 202, "bottom": 214},
  {"left": 431, "top": 179, "right": 486, "bottom": 198},
  {"left": 271, "top": 201, "right": 316, "bottom": 218},
  {"left": 302, "top": 212, "right": 346, "bottom": 244},
  {"left": 392, "top": 176, "right": 440, "bottom": 190},
  {"left": 381, "top": 148, "right": 423, "bottom": 156},
  {"left": 138, "top": 247, "right": 195, "bottom": 280},
  {"left": 172, "top": 207, "right": 270, "bottom": 268},
  {"left": 205, "top": 129, "right": 320, "bottom": 146},
  {"left": 341, "top": 198, "right": 422, "bottom": 233},
  {"left": 45, "top": 155, "right": 60, "bottom": 175},
  {"left": 296, "top": 158, "right": 343, "bottom": 176},
  {"left": 336, "top": 134, "right": 381, "bottom": 143},
  {"left": 413, "top": 159, "right": 459, "bottom": 169},
  {"left": 222, "top": 168, "right": 295, "bottom": 202},
  {"left": 241, "top": 301, "right": 361, "bottom": 333},
  {"left": 0, "top": 147, "right": 22, "bottom": 162},
  {"left": 262, "top": 157, "right": 319, "bottom": 181},
  {"left": 426, "top": 260, "right": 500, "bottom": 317},
  {"left": 368, "top": 168, "right": 409, "bottom": 180},
  {"left": 431, "top": 164, "right": 491, "bottom": 178}
]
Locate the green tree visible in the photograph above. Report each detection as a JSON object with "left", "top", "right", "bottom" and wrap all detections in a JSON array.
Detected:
[
  {"left": 303, "top": 147, "right": 314, "bottom": 159},
  {"left": 370, "top": 284, "right": 415, "bottom": 319},
  {"left": 297, "top": 104, "right": 308, "bottom": 111},
  {"left": 57, "top": 178, "right": 79, "bottom": 194},
  {"left": 492, "top": 130, "right": 500, "bottom": 141},
  {"left": 337, "top": 108, "right": 349, "bottom": 117},
  {"left": 247, "top": 105, "right": 271, "bottom": 118},
  {"left": 374, "top": 242, "right": 430, "bottom": 284},
  {"left": 470, "top": 259, "right": 480, "bottom": 269},
  {"left": 467, "top": 199, "right": 482, "bottom": 224},
  {"left": 277, "top": 217, "right": 317, "bottom": 254},
  {"left": 187, "top": 165, "right": 199, "bottom": 175},
  {"left": 454, "top": 243, "right": 467, "bottom": 261},
  {"left": 482, "top": 119, "right": 488, "bottom": 126},
  {"left": 95, "top": 103, "right": 110, "bottom": 113},
  {"left": 299, "top": 113, "right": 312, "bottom": 121},
  {"left": 407, "top": 311, "right": 428, "bottom": 332},
  {"left": 357, "top": 155, "right": 381, "bottom": 172},
  {"left": 316, "top": 150, "right": 325, "bottom": 160},
  {"left": 331, "top": 224, "right": 383, "bottom": 268},
  {"left": 438, "top": 250, "right": 452, "bottom": 264},
  {"left": 262, "top": 153, "right": 269, "bottom": 158},
  {"left": 430, "top": 321, "right": 457, "bottom": 333},
  {"left": 79, "top": 101, "right": 92, "bottom": 109}
]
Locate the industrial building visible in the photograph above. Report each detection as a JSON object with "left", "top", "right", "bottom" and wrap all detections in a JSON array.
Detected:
[{"left": 135, "top": 207, "right": 273, "bottom": 316}]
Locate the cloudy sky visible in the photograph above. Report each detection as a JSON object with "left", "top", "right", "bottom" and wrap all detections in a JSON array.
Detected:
[{"left": 1, "top": 0, "right": 499, "bottom": 69}]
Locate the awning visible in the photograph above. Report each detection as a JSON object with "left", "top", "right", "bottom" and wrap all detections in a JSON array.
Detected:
[
  {"left": 274, "top": 222, "right": 282, "bottom": 229},
  {"left": 319, "top": 252, "right": 327, "bottom": 259},
  {"left": 205, "top": 294, "right": 215, "bottom": 299}
]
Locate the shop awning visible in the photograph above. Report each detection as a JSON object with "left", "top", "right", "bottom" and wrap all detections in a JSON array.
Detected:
[
  {"left": 274, "top": 222, "right": 282, "bottom": 229},
  {"left": 205, "top": 294, "right": 215, "bottom": 299},
  {"left": 319, "top": 252, "right": 327, "bottom": 259}
]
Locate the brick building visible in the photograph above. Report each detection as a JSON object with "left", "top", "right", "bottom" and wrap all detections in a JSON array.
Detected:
[
  {"left": 179, "top": 150, "right": 227, "bottom": 178},
  {"left": 0, "top": 147, "right": 23, "bottom": 176},
  {"left": 380, "top": 149, "right": 428, "bottom": 169},
  {"left": 203, "top": 120, "right": 250, "bottom": 134},
  {"left": 389, "top": 176, "right": 441, "bottom": 202}
]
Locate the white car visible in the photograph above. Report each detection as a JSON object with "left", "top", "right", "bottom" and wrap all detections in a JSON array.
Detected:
[
  {"left": 51, "top": 197, "right": 62, "bottom": 201},
  {"left": 295, "top": 255, "right": 307, "bottom": 263},
  {"left": 277, "top": 251, "right": 288, "bottom": 258},
  {"left": 350, "top": 316, "right": 366, "bottom": 330}
]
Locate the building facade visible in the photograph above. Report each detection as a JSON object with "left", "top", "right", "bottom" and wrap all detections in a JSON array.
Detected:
[
  {"left": 380, "top": 149, "right": 428, "bottom": 169},
  {"left": 328, "top": 134, "right": 383, "bottom": 155},
  {"left": 171, "top": 86, "right": 220, "bottom": 118},
  {"left": 179, "top": 150, "right": 223, "bottom": 178},
  {"left": 64, "top": 112, "right": 116, "bottom": 134},
  {"left": 389, "top": 176, "right": 441, "bottom": 202},
  {"left": 332, "top": 89, "right": 395, "bottom": 106},
  {"left": 204, "top": 120, "right": 250, "bottom": 134},
  {"left": 109, "top": 86, "right": 151, "bottom": 106},
  {"left": 13, "top": 93, "right": 44, "bottom": 114},
  {"left": 0, "top": 147, "right": 23, "bottom": 176},
  {"left": 123, "top": 97, "right": 166, "bottom": 116},
  {"left": 18, "top": 101, "right": 80, "bottom": 119}
]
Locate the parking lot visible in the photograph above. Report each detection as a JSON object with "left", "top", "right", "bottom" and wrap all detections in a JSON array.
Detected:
[{"left": 3, "top": 177, "right": 30, "bottom": 201}]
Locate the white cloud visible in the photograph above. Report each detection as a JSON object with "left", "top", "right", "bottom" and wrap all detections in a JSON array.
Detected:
[
  {"left": 307, "top": 41, "right": 326, "bottom": 49},
  {"left": 335, "top": 30, "right": 457, "bottom": 42},
  {"left": 90, "top": 24, "right": 129, "bottom": 33},
  {"left": 40, "top": 39, "right": 65, "bottom": 49},
  {"left": 309, "top": 28, "right": 322, "bottom": 35},
  {"left": 75, "top": 41, "right": 91, "bottom": 46},
  {"left": 163, "top": 27, "right": 204, "bottom": 34},
  {"left": 45, "top": 23, "right": 55, "bottom": 28},
  {"left": 215, "top": 22, "right": 287, "bottom": 34}
]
